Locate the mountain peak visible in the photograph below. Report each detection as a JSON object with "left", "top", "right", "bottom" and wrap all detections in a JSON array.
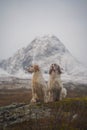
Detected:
[
  {"left": 0, "top": 35, "right": 87, "bottom": 83},
  {"left": 30, "top": 35, "right": 60, "bottom": 46},
  {"left": 32, "top": 34, "right": 60, "bottom": 42},
  {"left": 35, "top": 34, "right": 58, "bottom": 38},
  {"left": 30, "top": 34, "right": 66, "bottom": 53}
]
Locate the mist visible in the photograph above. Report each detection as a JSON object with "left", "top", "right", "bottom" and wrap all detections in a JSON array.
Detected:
[{"left": 0, "top": 0, "right": 87, "bottom": 66}]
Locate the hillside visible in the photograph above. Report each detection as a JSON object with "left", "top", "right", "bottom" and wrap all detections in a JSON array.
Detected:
[{"left": 0, "top": 35, "right": 87, "bottom": 84}]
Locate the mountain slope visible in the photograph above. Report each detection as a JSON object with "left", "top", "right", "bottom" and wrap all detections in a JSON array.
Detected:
[{"left": 0, "top": 35, "right": 87, "bottom": 83}]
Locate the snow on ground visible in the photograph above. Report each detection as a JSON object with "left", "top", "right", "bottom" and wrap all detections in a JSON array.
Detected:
[
  {"left": 0, "top": 68, "right": 11, "bottom": 77},
  {"left": 14, "top": 69, "right": 32, "bottom": 79},
  {"left": 0, "top": 67, "right": 87, "bottom": 85}
]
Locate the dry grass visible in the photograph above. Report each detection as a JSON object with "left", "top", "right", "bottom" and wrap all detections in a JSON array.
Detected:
[
  {"left": 0, "top": 89, "right": 87, "bottom": 130},
  {"left": 0, "top": 86, "right": 87, "bottom": 107},
  {"left": 0, "top": 89, "right": 32, "bottom": 107},
  {"left": 2, "top": 98, "right": 87, "bottom": 130}
]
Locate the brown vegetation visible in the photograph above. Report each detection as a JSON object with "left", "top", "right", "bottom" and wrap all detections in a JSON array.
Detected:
[
  {"left": 0, "top": 88, "right": 87, "bottom": 130},
  {"left": 0, "top": 85, "right": 87, "bottom": 107},
  {"left": 0, "top": 98, "right": 86, "bottom": 130},
  {"left": 0, "top": 89, "right": 32, "bottom": 107}
]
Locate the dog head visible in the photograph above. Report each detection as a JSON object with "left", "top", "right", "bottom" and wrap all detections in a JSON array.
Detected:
[
  {"left": 27, "top": 64, "right": 40, "bottom": 73},
  {"left": 49, "top": 63, "right": 62, "bottom": 75}
]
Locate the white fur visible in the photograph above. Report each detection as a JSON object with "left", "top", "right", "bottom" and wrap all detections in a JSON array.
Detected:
[
  {"left": 47, "top": 72, "right": 63, "bottom": 102},
  {"left": 60, "top": 87, "right": 67, "bottom": 100},
  {"left": 48, "top": 64, "right": 67, "bottom": 102},
  {"left": 30, "top": 69, "right": 47, "bottom": 103}
]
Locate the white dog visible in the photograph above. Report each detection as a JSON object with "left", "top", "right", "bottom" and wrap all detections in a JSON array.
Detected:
[
  {"left": 48, "top": 63, "right": 67, "bottom": 102},
  {"left": 27, "top": 64, "right": 47, "bottom": 103}
]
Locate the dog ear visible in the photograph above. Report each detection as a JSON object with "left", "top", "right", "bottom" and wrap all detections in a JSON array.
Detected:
[
  {"left": 49, "top": 68, "right": 52, "bottom": 74},
  {"left": 57, "top": 65, "right": 62, "bottom": 74},
  {"left": 34, "top": 65, "right": 40, "bottom": 72}
]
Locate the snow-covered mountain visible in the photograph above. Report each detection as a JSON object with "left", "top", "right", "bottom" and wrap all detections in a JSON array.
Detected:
[
  {"left": 0, "top": 68, "right": 10, "bottom": 77},
  {"left": 0, "top": 35, "right": 87, "bottom": 83}
]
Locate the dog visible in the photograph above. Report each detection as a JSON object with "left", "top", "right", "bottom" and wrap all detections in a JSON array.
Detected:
[
  {"left": 60, "top": 87, "right": 67, "bottom": 100},
  {"left": 48, "top": 63, "right": 66, "bottom": 102},
  {"left": 27, "top": 64, "right": 47, "bottom": 103}
]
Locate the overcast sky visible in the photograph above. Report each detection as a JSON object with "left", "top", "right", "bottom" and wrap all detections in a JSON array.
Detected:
[{"left": 0, "top": 0, "right": 87, "bottom": 66}]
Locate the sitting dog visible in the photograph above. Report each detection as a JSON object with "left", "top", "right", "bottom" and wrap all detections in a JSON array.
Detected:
[
  {"left": 48, "top": 63, "right": 66, "bottom": 102},
  {"left": 27, "top": 64, "right": 47, "bottom": 103}
]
